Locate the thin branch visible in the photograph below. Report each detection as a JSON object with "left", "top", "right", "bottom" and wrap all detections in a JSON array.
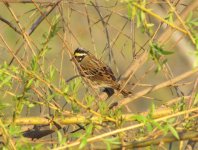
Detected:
[
  {"left": 90, "top": 130, "right": 198, "bottom": 149},
  {"left": 9, "top": 0, "right": 60, "bottom": 65},
  {"left": 91, "top": 1, "right": 112, "bottom": 60},
  {"left": 125, "top": 130, "right": 198, "bottom": 149},
  {"left": 118, "top": 67, "right": 198, "bottom": 107},
  {"left": 4, "top": 1, "right": 36, "bottom": 56},
  {"left": 130, "top": 2, "right": 187, "bottom": 34},
  {"left": 1, "top": 0, "right": 59, "bottom": 3},
  {"left": 165, "top": 0, "right": 195, "bottom": 44},
  {"left": 0, "top": 32, "right": 116, "bottom": 123},
  {"left": 158, "top": 0, "right": 198, "bottom": 44},
  {"left": 0, "top": 119, "right": 16, "bottom": 150},
  {"left": 0, "top": 16, "right": 21, "bottom": 34},
  {"left": 27, "top": 1, "right": 61, "bottom": 35},
  {"left": 3, "top": 108, "right": 173, "bottom": 125},
  {"left": 52, "top": 107, "right": 198, "bottom": 149}
]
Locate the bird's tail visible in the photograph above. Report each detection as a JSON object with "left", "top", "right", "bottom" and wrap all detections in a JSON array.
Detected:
[
  {"left": 121, "top": 89, "right": 131, "bottom": 97},
  {"left": 113, "top": 85, "right": 131, "bottom": 97}
]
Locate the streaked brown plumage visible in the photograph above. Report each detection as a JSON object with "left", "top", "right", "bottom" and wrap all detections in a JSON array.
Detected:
[{"left": 74, "top": 47, "right": 130, "bottom": 97}]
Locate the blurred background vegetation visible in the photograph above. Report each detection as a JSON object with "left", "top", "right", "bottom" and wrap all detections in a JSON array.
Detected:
[{"left": 0, "top": 0, "right": 198, "bottom": 149}]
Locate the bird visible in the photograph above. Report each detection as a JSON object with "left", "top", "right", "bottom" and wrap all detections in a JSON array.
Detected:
[{"left": 73, "top": 47, "right": 131, "bottom": 97}]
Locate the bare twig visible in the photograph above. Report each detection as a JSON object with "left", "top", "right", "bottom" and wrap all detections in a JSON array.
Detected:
[
  {"left": 90, "top": 1, "right": 112, "bottom": 60},
  {"left": 118, "top": 68, "right": 198, "bottom": 107},
  {"left": 9, "top": 0, "right": 60, "bottom": 65},
  {"left": 0, "top": 119, "right": 16, "bottom": 150},
  {"left": 158, "top": 0, "right": 198, "bottom": 44},
  {"left": 126, "top": 130, "right": 198, "bottom": 149},
  {"left": 0, "top": 16, "right": 21, "bottom": 34}
]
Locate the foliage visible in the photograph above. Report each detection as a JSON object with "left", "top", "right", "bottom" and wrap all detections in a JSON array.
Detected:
[
  {"left": 0, "top": 0, "right": 197, "bottom": 149},
  {"left": 149, "top": 42, "right": 174, "bottom": 72}
]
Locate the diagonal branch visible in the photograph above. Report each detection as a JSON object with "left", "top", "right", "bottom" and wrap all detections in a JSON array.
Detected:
[
  {"left": 118, "top": 67, "right": 198, "bottom": 107},
  {"left": 125, "top": 130, "right": 198, "bottom": 149},
  {"left": 0, "top": 16, "right": 21, "bottom": 34},
  {"left": 9, "top": 0, "right": 61, "bottom": 65}
]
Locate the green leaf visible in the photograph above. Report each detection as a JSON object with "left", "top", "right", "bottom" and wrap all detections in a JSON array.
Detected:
[
  {"left": 167, "top": 124, "right": 179, "bottom": 140},
  {"left": 151, "top": 43, "right": 174, "bottom": 56},
  {"left": 148, "top": 103, "right": 155, "bottom": 116},
  {"left": 103, "top": 137, "right": 120, "bottom": 150},
  {"left": 193, "top": 93, "right": 198, "bottom": 105},
  {"left": 86, "top": 124, "right": 93, "bottom": 135},
  {"left": 195, "top": 35, "right": 198, "bottom": 50},
  {"left": 150, "top": 43, "right": 174, "bottom": 73},
  {"left": 98, "top": 101, "right": 108, "bottom": 115},
  {"left": 57, "top": 131, "right": 66, "bottom": 145},
  {"left": 71, "top": 102, "right": 80, "bottom": 113},
  {"left": 9, "top": 124, "right": 22, "bottom": 136},
  {"left": 136, "top": 11, "right": 141, "bottom": 28},
  {"left": 23, "top": 100, "right": 35, "bottom": 108},
  {"left": 190, "top": 20, "right": 198, "bottom": 26},
  {"left": 85, "top": 95, "right": 95, "bottom": 107},
  {"left": 186, "top": 11, "right": 193, "bottom": 23},
  {"left": 0, "top": 102, "right": 10, "bottom": 110},
  {"left": 105, "top": 142, "right": 111, "bottom": 150},
  {"left": 71, "top": 132, "right": 81, "bottom": 138},
  {"left": 25, "top": 78, "right": 34, "bottom": 89},
  {"left": 163, "top": 125, "right": 169, "bottom": 135},
  {"left": 146, "top": 23, "right": 154, "bottom": 28},
  {"left": 30, "top": 57, "right": 38, "bottom": 71},
  {"left": 70, "top": 78, "right": 82, "bottom": 93},
  {"left": 57, "top": 131, "right": 62, "bottom": 144},
  {"left": 127, "top": 4, "right": 132, "bottom": 19},
  {"left": 16, "top": 143, "right": 43, "bottom": 150},
  {"left": 49, "top": 66, "right": 56, "bottom": 81},
  {"left": 140, "top": 10, "right": 145, "bottom": 22},
  {"left": 127, "top": 3, "right": 137, "bottom": 20},
  {"left": 167, "top": 118, "right": 176, "bottom": 124},
  {"left": 49, "top": 14, "right": 61, "bottom": 38},
  {"left": 150, "top": 120, "right": 163, "bottom": 131},
  {"left": 131, "top": 5, "right": 137, "bottom": 19},
  {"left": 146, "top": 123, "right": 153, "bottom": 132},
  {"left": 0, "top": 76, "right": 12, "bottom": 88},
  {"left": 132, "top": 115, "right": 147, "bottom": 123},
  {"left": 109, "top": 107, "right": 122, "bottom": 119},
  {"left": 165, "top": 11, "right": 174, "bottom": 23},
  {"left": 103, "top": 137, "right": 120, "bottom": 144},
  {"left": 79, "top": 137, "right": 87, "bottom": 149},
  {"left": 63, "top": 85, "right": 69, "bottom": 94}
]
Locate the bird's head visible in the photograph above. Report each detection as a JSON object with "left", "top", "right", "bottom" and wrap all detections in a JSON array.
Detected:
[{"left": 74, "top": 48, "right": 88, "bottom": 62}]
